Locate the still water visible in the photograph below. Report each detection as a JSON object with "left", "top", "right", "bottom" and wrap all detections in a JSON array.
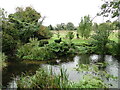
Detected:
[{"left": 2, "top": 54, "right": 120, "bottom": 88}]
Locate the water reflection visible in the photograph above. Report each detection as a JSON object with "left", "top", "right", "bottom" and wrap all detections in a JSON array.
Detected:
[
  {"left": 2, "top": 62, "right": 41, "bottom": 88},
  {"left": 2, "top": 54, "right": 119, "bottom": 88}
]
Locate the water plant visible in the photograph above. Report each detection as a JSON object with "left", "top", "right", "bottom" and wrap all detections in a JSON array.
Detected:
[
  {"left": 17, "top": 67, "right": 70, "bottom": 89},
  {"left": 17, "top": 66, "right": 109, "bottom": 89},
  {"left": 75, "top": 63, "right": 118, "bottom": 87}
]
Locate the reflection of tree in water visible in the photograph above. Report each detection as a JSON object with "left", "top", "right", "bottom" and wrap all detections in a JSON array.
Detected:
[
  {"left": 77, "top": 54, "right": 90, "bottom": 65},
  {"left": 46, "top": 56, "right": 74, "bottom": 65},
  {"left": 2, "top": 62, "right": 41, "bottom": 87}
]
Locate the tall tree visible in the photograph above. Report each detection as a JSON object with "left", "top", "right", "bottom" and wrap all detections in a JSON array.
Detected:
[
  {"left": 92, "top": 23, "right": 112, "bottom": 55},
  {"left": 66, "top": 22, "right": 75, "bottom": 30},
  {"left": 77, "top": 15, "right": 92, "bottom": 39}
]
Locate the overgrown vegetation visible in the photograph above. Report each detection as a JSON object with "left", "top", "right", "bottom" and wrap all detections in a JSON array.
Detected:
[
  {"left": 17, "top": 66, "right": 110, "bottom": 89},
  {"left": 0, "top": 52, "right": 7, "bottom": 67},
  {"left": 1, "top": 7, "right": 52, "bottom": 56},
  {"left": 1, "top": 1, "right": 120, "bottom": 88}
]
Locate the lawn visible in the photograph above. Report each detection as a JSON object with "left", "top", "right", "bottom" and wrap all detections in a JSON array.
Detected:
[
  {"left": 48, "top": 30, "right": 118, "bottom": 44},
  {"left": 48, "top": 30, "right": 90, "bottom": 44}
]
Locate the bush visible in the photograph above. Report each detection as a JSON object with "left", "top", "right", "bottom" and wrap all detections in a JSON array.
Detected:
[
  {"left": 0, "top": 52, "right": 7, "bottom": 67},
  {"left": 2, "top": 33, "right": 18, "bottom": 55},
  {"left": 17, "top": 38, "right": 55, "bottom": 60},
  {"left": 66, "top": 32, "right": 74, "bottom": 40},
  {"left": 46, "top": 42, "right": 76, "bottom": 56},
  {"left": 39, "top": 40, "right": 49, "bottom": 47},
  {"left": 17, "top": 40, "right": 77, "bottom": 60},
  {"left": 106, "top": 40, "right": 119, "bottom": 56}
]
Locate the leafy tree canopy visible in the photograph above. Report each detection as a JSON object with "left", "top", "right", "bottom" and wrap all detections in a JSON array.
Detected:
[{"left": 99, "top": 0, "right": 120, "bottom": 18}]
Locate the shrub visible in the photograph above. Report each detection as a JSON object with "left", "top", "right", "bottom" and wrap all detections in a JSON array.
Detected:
[
  {"left": 0, "top": 52, "right": 7, "bottom": 67},
  {"left": 106, "top": 40, "right": 119, "bottom": 56},
  {"left": 17, "top": 38, "right": 55, "bottom": 60},
  {"left": 39, "top": 40, "right": 49, "bottom": 47},
  {"left": 66, "top": 32, "right": 74, "bottom": 40},
  {"left": 46, "top": 42, "right": 76, "bottom": 56},
  {"left": 2, "top": 33, "right": 18, "bottom": 55}
]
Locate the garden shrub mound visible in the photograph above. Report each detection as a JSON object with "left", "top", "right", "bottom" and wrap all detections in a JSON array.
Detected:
[{"left": 17, "top": 38, "right": 78, "bottom": 61}]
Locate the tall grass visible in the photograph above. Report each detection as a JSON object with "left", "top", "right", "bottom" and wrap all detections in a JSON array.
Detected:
[{"left": 17, "top": 67, "right": 70, "bottom": 88}]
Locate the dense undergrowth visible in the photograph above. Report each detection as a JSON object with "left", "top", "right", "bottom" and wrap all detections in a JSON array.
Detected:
[{"left": 16, "top": 37, "right": 119, "bottom": 61}]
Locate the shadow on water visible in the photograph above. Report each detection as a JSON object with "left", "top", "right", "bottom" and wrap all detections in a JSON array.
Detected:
[
  {"left": 2, "top": 62, "right": 41, "bottom": 88},
  {"left": 2, "top": 54, "right": 119, "bottom": 88}
]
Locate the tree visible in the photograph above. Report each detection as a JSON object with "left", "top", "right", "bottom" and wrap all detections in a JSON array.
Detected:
[
  {"left": 112, "top": 21, "right": 120, "bottom": 29},
  {"left": 98, "top": 0, "right": 120, "bottom": 57},
  {"left": 92, "top": 23, "right": 112, "bottom": 55},
  {"left": 10, "top": 6, "right": 41, "bottom": 24},
  {"left": 61, "top": 23, "right": 66, "bottom": 30},
  {"left": 99, "top": 0, "right": 120, "bottom": 18},
  {"left": 2, "top": 7, "right": 52, "bottom": 55},
  {"left": 56, "top": 24, "right": 62, "bottom": 30},
  {"left": 66, "top": 22, "right": 75, "bottom": 30},
  {"left": 77, "top": 15, "right": 92, "bottom": 39},
  {"left": 48, "top": 24, "right": 54, "bottom": 30}
]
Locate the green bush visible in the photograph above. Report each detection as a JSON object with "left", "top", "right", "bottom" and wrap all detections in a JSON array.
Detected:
[
  {"left": 17, "top": 38, "right": 55, "bottom": 60},
  {"left": 106, "top": 40, "right": 119, "bottom": 56},
  {"left": 46, "top": 42, "right": 76, "bottom": 56},
  {"left": 0, "top": 52, "right": 7, "bottom": 67},
  {"left": 39, "top": 40, "right": 49, "bottom": 47},
  {"left": 2, "top": 33, "right": 18, "bottom": 55},
  {"left": 66, "top": 32, "right": 74, "bottom": 40}
]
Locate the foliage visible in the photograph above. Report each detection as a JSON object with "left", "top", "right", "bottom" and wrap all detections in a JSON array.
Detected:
[
  {"left": 17, "top": 66, "right": 109, "bottom": 89},
  {"left": 9, "top": 6, "right": 41, "bottom": 24},
  {"left": 66, "top": 32, "right": 74, "bottom": 40},
  {"left": 112, "top": 21, "right": 120, "bottom": 29},
  {"left": 2, "top": 32, "right": 18, "bottom": 55},
  {"left": 56, "top": 30, "right": 60, "bottom": 38},
  {"left": 106, "top": 40, "right": 119, "bottom": 56},
  {"left": 2, "top": 7, "right": 52, "bottom": 56},
  {"left": 66, "top": 22, "right": 75, "bottom": 30},
  {"left": 17, "top": 38, "right": 55, "bottom": 60},
  {"left": 34, "top": 25, "right": 53, "bottom": 40},
  {"left": 39, "top": 40, "right": 49, "bottom": 47},
  {"left": 0, "top": 52, "right": 7, "bottom": 67},
  {"left": 17, "top": 67, "right": 70, "bottom": 88},
  {"left": 48, "top": 24, "right": 54, "bottom": 30},
  {"left": 99, "top": 0, "right": 120, "bottom": 18},
  {"left": 46, "top": 42, "right": 76, "bottom": 56},
  {"left": 75, "top": 63, "right": 118, "bottom": 88},
  {"left": 91, "top": 23, "right": 112, "bottom": 55},
  {"left": 70, "top": 74, "right": 107, "bottom": 88},
  {"left": 56, "top": 24, "right": 63, "bottom": 30},
  {"left": 78, "top": 15, "right": 92, "bottom": 39}
]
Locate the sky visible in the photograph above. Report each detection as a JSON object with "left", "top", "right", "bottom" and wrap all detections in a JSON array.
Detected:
[{"left": 0, "top": 0, "right": 106, "bottom": 26}]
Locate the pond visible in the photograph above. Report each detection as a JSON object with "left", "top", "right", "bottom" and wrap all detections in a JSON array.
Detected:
[{"left": 2, "top": 54, "right": 120, "bottom": 88}]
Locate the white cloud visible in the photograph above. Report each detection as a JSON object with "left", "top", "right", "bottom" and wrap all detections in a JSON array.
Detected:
[{"left": 0, "top": 0, "right": 105, "bottom": 26}]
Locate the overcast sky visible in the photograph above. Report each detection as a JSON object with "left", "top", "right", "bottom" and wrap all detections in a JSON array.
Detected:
[{"left": 0, "top": 0, "right": 106, "bottom": 26}]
